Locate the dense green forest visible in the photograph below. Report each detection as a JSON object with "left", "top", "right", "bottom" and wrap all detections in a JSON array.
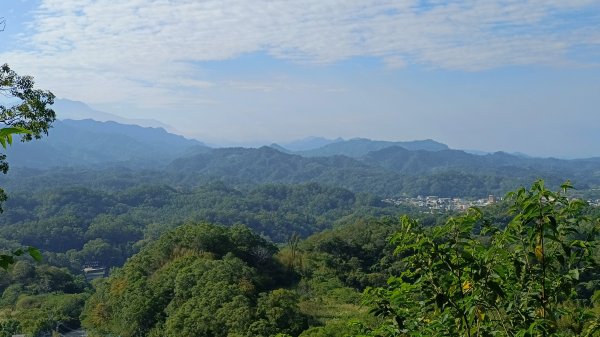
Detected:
[
  {"left": 1, "top": 178, "right": 600, "bottom": 336},
  {"left": 0, "top": 182, "right": 409, "bottom": 271},
  {"left": 3, "top": 148, "right": 599, "bottom": 200}
]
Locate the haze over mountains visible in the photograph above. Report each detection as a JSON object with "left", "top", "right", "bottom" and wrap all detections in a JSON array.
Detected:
[
  {"left": 290, "top": 138, "right": 449, "bottom": 157},
  {"left": 4, "top": 119, "right": 209, "bottom": 168},
  {"left": 2, "top": 99, "right": 598, "bottom": 198},
  {"left": 54, "top": 99, "right": 176, "bottom": 131}
]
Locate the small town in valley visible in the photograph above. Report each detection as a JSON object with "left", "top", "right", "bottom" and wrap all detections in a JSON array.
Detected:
[
  {"left": 384, "top": 195, "right": 600, "bottom": 212},
  {"left": 383, "top": 195, "right": 500, "bottom": 212}
]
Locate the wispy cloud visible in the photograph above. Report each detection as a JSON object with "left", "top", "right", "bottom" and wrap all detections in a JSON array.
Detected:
[
  {"left": 225, "top": 81, "right": 278, "bottom": 92},
  {"left": 1, "top": 0, "right": 599, "bottom": 105}
]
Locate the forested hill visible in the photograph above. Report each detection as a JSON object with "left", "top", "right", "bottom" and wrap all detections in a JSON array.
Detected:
[
  {"left": 363, "top": 146, "right": 600, "bottom": 178},
  {"left": 167, "top": 146, "right": 392, "bottom": 188},
  {"left": 3, "top": 119, "right": 209, "bottom": 168},
  {"left": 167, "top": 145, "right": 600, "bottom": 197},
  {"left": 1, "top": 118, "right": 600, "bottom": 197},
  {"left": 3, "top": 145, "right": 600, "bottom": 198},
  {"left": 0, "top": 182, "right": 402, "bottom": 271}
]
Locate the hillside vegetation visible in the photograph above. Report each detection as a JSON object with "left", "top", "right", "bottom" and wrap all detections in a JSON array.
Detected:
[{"left": 2, "top": 120, "right": 600, "bottom": 198}]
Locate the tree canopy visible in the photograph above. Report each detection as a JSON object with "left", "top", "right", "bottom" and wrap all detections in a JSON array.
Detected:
[
  {"left": 358, "top": 181, "right": 600, "bottom": 336},
  {"left": 0, "top": 63, "right": 55, "bottom": 268}
]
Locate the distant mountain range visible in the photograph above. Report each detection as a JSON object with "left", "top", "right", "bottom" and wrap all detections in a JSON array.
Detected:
[
  {"left": 288, "top": 138, "right": 449, "bottom": 157},
  {"left": 2, "top": 102, "right": 600, "bottom": 198},
  {"left": 4, "top": 119, "right": 209, "bottom": 168},
  {"left": 54, "top": 99, "right": 177, "bottom": 131},
  {"left": 278, "top": 136, "right": 344, "bottom": 152},
  {"left": 165, "top": 145, "right": 600, "bottom": 197}
]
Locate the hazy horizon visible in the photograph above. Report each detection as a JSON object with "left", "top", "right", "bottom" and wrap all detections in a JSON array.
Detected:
[
  {"left": 2, "top": 1, "right": 600, "bottom": 158},
  {"left": 47, "top": 98, "right": 594, "bottom": 159}
]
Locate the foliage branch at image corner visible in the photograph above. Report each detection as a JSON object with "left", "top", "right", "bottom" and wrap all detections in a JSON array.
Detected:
[
  {"left": 0, "top": 62, "right": 56, "bottom": 268},
  {"left": 357, "top": 180, "right": 600, "bottom": 337}
]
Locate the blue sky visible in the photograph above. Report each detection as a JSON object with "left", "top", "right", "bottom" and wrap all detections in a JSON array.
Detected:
[{"left": 1, "top": 0, "right": 600, "bottom": 157}]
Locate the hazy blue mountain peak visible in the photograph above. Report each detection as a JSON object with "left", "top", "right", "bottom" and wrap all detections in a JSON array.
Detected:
[
  {"left": 269, "top": 143, "right": 294, "bottom": 153},
  {"left": 54, "top": 98, "right": 176, "bottom": 131},
  {"left": 4, "top": 119, "right": 209, "bottom": 169},
  {"left": 279, "top": 136, "right": 344, "bottom": 152},
  {"left": 298, "top": 138, "right": 449, "bottom": 158}
]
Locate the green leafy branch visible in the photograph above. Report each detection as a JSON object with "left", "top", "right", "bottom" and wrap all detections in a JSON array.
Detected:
[
  {"left": 0, "top": 126, "right": 33, "bottom": 149},
  {"left": 360, "top": 180, "right": 599, "bottom": 336}
]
